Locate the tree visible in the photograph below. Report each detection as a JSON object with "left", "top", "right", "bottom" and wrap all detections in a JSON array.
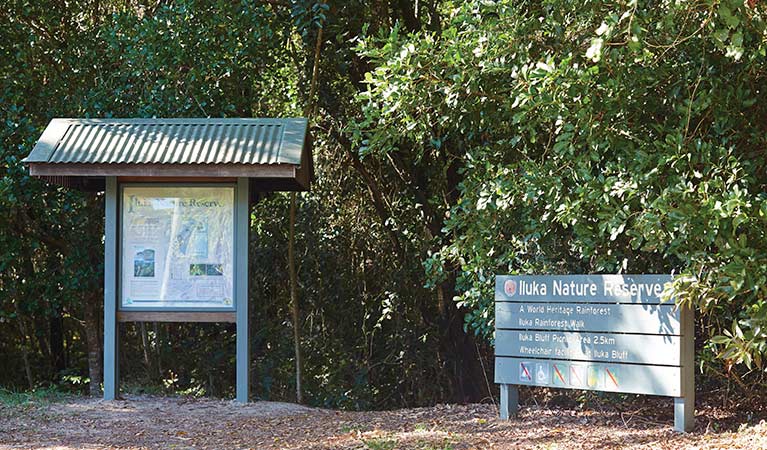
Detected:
[
  {"left": 3, "top": 0, "right": 767, "bottom": 405},
  {"left": 413, "top": 1, "right": 767, "bottom": 378}
]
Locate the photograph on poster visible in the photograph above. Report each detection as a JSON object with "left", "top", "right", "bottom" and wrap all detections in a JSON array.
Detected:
[
  {"left": 133, "top": 247, "right": 155, "bottom": 277},
  {"left": 120, "top": 185, "right": 235, "bottom": 310}
]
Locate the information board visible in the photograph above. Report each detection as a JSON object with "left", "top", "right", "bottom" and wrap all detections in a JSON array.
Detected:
[
  {"left": 120, "top": 185, "right": 235, "bottom": 310},
  {"left": 494, "top": 274, "right": 689, "bottom": 397}
]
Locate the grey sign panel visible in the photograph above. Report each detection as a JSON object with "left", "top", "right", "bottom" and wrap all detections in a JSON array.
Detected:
[
  {"left": 495, "top": 357, "right": 682, "bottom": 397},
  {"left": 496, "top": 302, "right": 680, "bottom": 335},
  {"left": 495, "top": 275, "right": 674, "bottom": 304},
  {"left": 495, "top": 330, "right": 681, "bottom": 366}
]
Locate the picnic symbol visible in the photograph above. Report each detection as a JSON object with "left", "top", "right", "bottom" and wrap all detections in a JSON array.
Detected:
[{"left": 519, "top": 362, "right": 532, "bottom": 382}]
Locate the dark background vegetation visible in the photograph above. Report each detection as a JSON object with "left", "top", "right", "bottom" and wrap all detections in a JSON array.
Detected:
[{"left": 2, "top": 0, "right": 767, "bottom": 409}]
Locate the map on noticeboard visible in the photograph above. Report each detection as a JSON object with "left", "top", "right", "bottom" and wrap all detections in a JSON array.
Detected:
[{"left": 120, "top": 185, "right": 235, "bottom": 310}]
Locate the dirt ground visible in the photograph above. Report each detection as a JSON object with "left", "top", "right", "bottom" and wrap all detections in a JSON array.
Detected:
[{"left": 1, "top": 395, "right": 767, "bottom": 449}]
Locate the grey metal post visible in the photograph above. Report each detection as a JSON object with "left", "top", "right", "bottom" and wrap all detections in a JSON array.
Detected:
[
  {"left": 499, "top": 384, "right": 518, "bottom": 419},
  {"left": 235, "top": 178, "right": 250, "bottom": 403},
  {"left": 674, "top": 305, "right": 695, "bottom": 432},
  {"left": 103, "top": 176, "right": 119, "bottom": 400}
]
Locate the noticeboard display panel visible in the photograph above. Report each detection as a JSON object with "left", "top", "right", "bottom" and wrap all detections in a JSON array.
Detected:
[{"left": 120, "top": 185, "right": 235, "bottom": 310}]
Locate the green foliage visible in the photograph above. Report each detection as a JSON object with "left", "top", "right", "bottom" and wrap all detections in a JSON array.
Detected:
[
  {"left": 1, "top": 0, "right": 474, "bottom": 407},
  {"left": 0, "top": 386, "right": 71, "bottom": 406},
  {"left": 292, "top": 1, "right": 330, "bottom": 37},
  {"left": 4, "top": 0, "right": 767, "bottom": 407},
  {"left": 349, "top": 0, "right": 767, "bottom": 375},
  {"left": 0, "top": 0, "right": 298, "bottom": 392}
]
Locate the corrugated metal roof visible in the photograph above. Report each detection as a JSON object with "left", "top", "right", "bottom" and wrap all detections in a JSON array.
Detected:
[{"left": 24, "top": 118, "right": 308, "bottom": 166}]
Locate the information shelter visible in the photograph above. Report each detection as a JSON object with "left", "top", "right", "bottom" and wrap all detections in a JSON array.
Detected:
[
  {"left": 24, "top": 118, "right": 312, "bottom": 402},
  {"left": 494, "top": 274, "right": 695, "bottom": 432}
]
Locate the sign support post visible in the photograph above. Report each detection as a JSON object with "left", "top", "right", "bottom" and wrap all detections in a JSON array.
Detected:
[
  {"left": 235, "top": 177, "right": 250, "bottom": 403},
  {"left": 104, "top": 176, "right": 119, "bottom": 400},
  {"left": 499, "top": 383, "right": 518, "bottom": 419},
  {"left": 675, "top": 305, "right": 695, "bottom": 432}
]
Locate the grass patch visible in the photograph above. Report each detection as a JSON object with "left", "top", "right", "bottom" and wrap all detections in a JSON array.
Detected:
[
  {"left": 0, "top": 386, "right": 72, "bottom": 406},
  {"left": 340, "top": 423, "right": 369, "bottom": 433},
  {"left": 362, "top": 437, "right": 398, "bottom": 450},
  {"left": 417, "top": 442, "right": 454, "bottom": 450}
]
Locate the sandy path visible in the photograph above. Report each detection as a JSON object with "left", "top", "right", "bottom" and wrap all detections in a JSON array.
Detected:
[{"left": 1, "top": 395, "right": 766, "bottom": 449}]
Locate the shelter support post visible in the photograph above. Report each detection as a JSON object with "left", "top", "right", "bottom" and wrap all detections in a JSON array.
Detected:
[
  {"left": 674, "top": 305, "right": 695, "bottom": 432},
  {"left": 499, "top": 384, "right": 518, "bottom": 419},
  {"left": 235, "top": 177, "right": 250, "bottom": 403},
  {"left": 103, "top": 176, "right": 119, "bottom": 400}
]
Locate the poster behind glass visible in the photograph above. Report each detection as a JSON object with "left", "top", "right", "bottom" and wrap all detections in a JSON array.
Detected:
[{"left": 120, "top": 185, "right": 235, "bottom": 310}]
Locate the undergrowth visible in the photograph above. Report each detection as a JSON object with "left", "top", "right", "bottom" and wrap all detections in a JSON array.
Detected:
[{"left": 0, "top": 385, "right": 72, "bottom": 406}]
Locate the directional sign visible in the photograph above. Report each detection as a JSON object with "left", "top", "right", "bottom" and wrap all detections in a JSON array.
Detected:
[{"left": 495, "top": 274, "right": 696, "bottom": 432}]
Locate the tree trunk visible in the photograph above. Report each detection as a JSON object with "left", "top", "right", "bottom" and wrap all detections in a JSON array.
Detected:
[
  {"left": 286, "top": 21, "right": 324, "bottom": 405},
  {"left": 49, "top": 307, "right": 66, "bottom": 380},
  {"left": 140, "top": 322, "right": 151, "bottom": 375},
  {"left": 435, "top": 141, "right": 488, "bottom": 403},
  {"left": 15, "top": 311, "right": 34, "bottom": 390},
  {"left": 437, "top": 269, "right": 488, "bottom": 403},
  {"left": 82, "top": 293, "right": 102, "bottom": 397},
  {"left": 154, "top": 322, "right": 163, "bottom": 378}
]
